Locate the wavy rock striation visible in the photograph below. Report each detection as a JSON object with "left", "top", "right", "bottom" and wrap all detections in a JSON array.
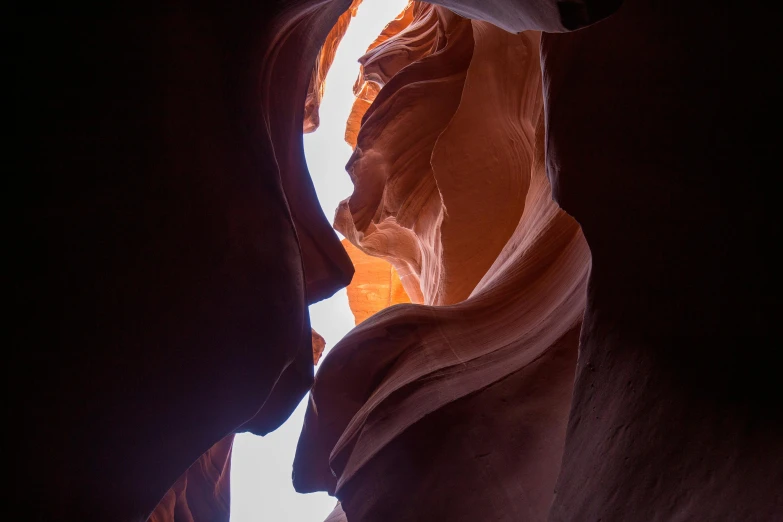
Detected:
[
  {"left": 296, "top": 107, "right": 590, "bottom": 520},
  {"left": 304, "top": 0, "right": 363, "bottom": 133},
  {"left": 345, "top": 2, "right": 440, "bottom": 148},
  {"left": 337, "top": 8, "right": 542, "bottom": 306},
  {"left": 295, "top": 11, "right": 593, "bottom": 518},
  {"left": 12, "top": 0, "right": 778, "bottom": 520},
  {"left": 149, "top": 436, "right": 234, "bottom": 522},
  {"left": 342, "top": 238, "right": 412, "bottom": 325}
]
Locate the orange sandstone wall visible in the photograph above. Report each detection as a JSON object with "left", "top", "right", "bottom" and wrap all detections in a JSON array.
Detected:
[
  {"left": 336, "top": 8, "right": 542, "bottom": 306},
  {"left": 304, "top": 0, "right": 363, "bottom": 133},
  {"left": 342, "top": 238, "right": 413, "bottom": 325}
]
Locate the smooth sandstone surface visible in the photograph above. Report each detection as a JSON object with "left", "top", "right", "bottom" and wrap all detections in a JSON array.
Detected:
[
  {"left": 301, "top": 0, "right": 779, "bottom": 521},
  {"left": 296, "top": 104, "right": 591, "bottom": 520},
  {"left": 304, "top": 0, "right": 363, "bottom": 133},
  {"left": 11, "top": 0, "right": 779, "bottom": 520},
  {"left": 295, "top": 10, "right": 593, "bottom": 519},
  {"left": 12, "top": 1, "right": 353, "bottom": 521},
  {"left": 342, "top": 238, "right": 412, "bottom": 325}
]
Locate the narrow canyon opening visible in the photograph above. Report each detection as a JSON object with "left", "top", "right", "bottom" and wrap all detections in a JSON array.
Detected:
[
  {"left": 13, "top": 1, "right": 777, "bottom": 521},
  {"left": 229, "top": 2, "right": 408, "bottom": 520}
]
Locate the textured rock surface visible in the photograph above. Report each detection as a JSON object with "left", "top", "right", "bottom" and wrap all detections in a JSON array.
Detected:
[
  {"left": 296, "top": 104, "right": 590, "bottom": 520},
  {"left": 12, "top": 0, "right": 779, "bottom": 520},
  {"left": 426, "top": 0, "right": 622, "bottom": 33},
  {"left": 345, "top": 2, "right": 439, "bottom": 148},
  {"left": 324, "top": 503, "right": 349, "bottom": 522},
  {"left": 304, "top": 0, "right": 363, "bottom": 133},
  {"left": 11, "top": 1, "right": 354, "bottom": 521},
  {"left": 149, "top": 436, "right": 233, "bottom": 522},
  {"left": 312, "top": 328, "right": 327, "bottom": 365},
  {"left": 337, "top": 7, "right": 542, "bottom": 306},
  {"left": 300, "top": 0, "right": 779, "bottom": 520},
  {"left": 540, "top": 1, "right": 781, "bottom": 520},
  {"left": 342, "top": 238, "right": 413, "bottom": 325}
]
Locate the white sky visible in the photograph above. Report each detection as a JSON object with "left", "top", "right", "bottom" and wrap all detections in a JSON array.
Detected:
[{"left": 230, "top": 1, "right": 408, "bottom": 521}]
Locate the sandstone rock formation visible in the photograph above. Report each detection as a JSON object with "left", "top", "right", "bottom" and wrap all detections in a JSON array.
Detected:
[
  {"left": 304, "top": 0, "right": 363, "bottom": 133},
  {"left": 312, "top": 328, "right": 327, "bottom": 365},
  {"left": 324, "top": 503, "right": 349, "bottom": 522},
  {"left": 342, "top": 238, "right": 413, "bottom": 325},
  {"left": 12, "top": 0, "right": 779, "bottom": 520},
  {"left": 148, "top": 436, "right": 233, "bottom": 522},
  {"left": 345, "top": 2, "right": 439, "bottom": 148},
  {"left": 336, "top": 6, "right": 543, "bottom": 307},
  {"left": 12, "top": 1, "right": 354, "bottom": 521},
  {"left": 296, "top": 103, "right": 591, "bottom": 520},
  {"left": 295, "top": 8, "right": 595, "bottom": 519},
  {"left": 298, "top": 0, "right": 779, "bottom": 520}
]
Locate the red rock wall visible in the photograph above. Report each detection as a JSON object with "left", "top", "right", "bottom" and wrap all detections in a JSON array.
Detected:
[
  {"left": 304, "top": 0, "right": 363, "bottom": 133},
  {"left": 148, "top": 436, "right": 233, "bottom": 522},
  {"left": 296, "top": 103, "right": 590, "bottom": 520},
  {"left": 540, "top": 1, "right": 781, "bottom": 519},
  {"left": 295, "top": 9, "right": 595, "bottom": 518},
  {"left": 337, "top": 8, "right": 543, "bottom": 306},
  {"left": 342, "top": 238, "right": 413, "bottom": 324},
  {"left": 299, "top": 0, "right": 779, "bottom": 520},
  {"left": 345, "top": 2, "right": 440, "bottom": 148},
  {"left": 12, "top": 0, "right": 779, "bottom": 520}
]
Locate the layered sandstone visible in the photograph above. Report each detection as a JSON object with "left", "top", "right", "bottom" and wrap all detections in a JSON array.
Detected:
[
  {"left": 321, "top": 0, "right": 779, "bottom": 520},
  {"left": 296, "top": 104, "right": 591, "bottom": 520},
  {"left": 295, "top": 9, "right": 594, "bottom": 519},
  {"left": 148, "top": 436, "right": 233, "bottom": 522},
  {"left": 312, "top": 328, "right": 327, "bottom": 365},
  {"left": 13, "top": 0, "right": 779, "bottom": 521},
  {"left": 304, "top": 0, "right": 363, "bottom": 133},
  {"left": 336, "top": 6, "right": 542, "bottom": 306},
  {"left": 342, "top": 238, "right": 413, "bottom": 325},
  {"left": 345, "top": 2, "right": 440, "bottom": 148}
]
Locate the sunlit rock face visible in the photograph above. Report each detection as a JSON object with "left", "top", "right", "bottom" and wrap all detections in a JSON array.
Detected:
[
  {"left": 304, "top": 0, "right": 363, "bottom": 133},
  {"left": 296, "top": 109, "right": 590, "bottom": 520},
  {"left": 294, "top": 9, "right": 592, "bottom": 520},
  {"left": 14, "top": 0, "right": 778, "bottom": 520},
  {"left": 312, "top": 329, "right": 327, "bottom": 365},
  {"left": 345, "top": 2, "right": 439, "bottom": 148},
  {"left": 298, "top": 0, "right": 779, "bottom": 520},
  {"left": 342, "top": 238, "right": 413, "bottom": 324},
  {"left": 336, "top": 5, "right": 543, "bottom": 306}
]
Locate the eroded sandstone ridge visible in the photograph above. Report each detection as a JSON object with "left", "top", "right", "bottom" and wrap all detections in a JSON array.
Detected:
[
  {"left": 337, "top": 6, "right": 544, "bottom": 306},
  {"left": 11, "top": 0, "right": 778, "bottom": 521},
  {"left": 300, "top": 0, "right": 779, "bottom": 520},
  {"left": 295, "top": 11, "right": 592, "bottom": 519}
]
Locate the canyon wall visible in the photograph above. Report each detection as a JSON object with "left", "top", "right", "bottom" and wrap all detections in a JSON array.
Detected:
[
  {"left": 295, "top": 7, "right": 592, "bottom": 520},
  {"left": 301, "top": 0, "right": 779, "bottom": 521},
  {"left": 336, "top": 5, "right": 544, "bottom": 306},
  {"left": 10, "top": 0, "right": 778, "bottom": 521},
  {"left": 11, "top": 1, "right": 354, "bottom": 521},
  {"left": 342, "top": 239, "right": 412, "bottom": 325}
]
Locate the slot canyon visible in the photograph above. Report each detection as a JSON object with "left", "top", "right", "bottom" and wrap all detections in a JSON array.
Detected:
[{"left": 10, "top": 1, "right": 779, "bottom": 521}]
